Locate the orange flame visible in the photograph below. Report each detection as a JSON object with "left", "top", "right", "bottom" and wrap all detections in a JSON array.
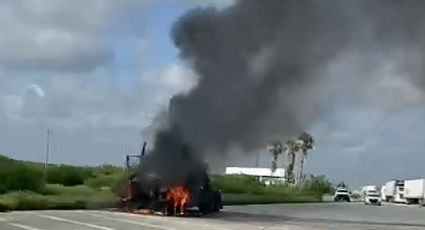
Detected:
[{"left": 166, "top": 185, "right": 190, "bottom": 215}]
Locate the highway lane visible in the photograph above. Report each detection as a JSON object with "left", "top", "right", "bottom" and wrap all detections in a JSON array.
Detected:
[
  {"left": 0, "top": 203, "right": 424, "bottom": 230},
  {"left": 225, "top": 202, "right": 425, "bottom": 228}
]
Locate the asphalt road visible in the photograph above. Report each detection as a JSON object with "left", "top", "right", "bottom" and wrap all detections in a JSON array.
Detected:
[{"left": 1, "top": 203, "right": 424, "bottom": 230}]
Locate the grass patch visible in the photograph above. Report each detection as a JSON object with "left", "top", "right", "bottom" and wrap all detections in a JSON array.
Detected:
[
  {"left": 0, "top": 185, "right": 118, "bottom": 212},
  {"left": 212, "top": 174, "right": 332, "bottom": 205},
  {"left": 222, "top": 193, "right": 322, "bottom": 205}
]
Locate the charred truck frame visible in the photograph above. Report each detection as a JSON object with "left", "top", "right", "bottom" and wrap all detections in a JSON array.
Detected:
[{"left": 120, "top": 143, "right": 223, "bottom": 216}]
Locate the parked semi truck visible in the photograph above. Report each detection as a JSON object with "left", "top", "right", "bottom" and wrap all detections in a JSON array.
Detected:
[
  {"left": 361, "top": 185, "right": 378, "bottom": 200},
  {"left": 404, "top": 179, "right": 425, "bottom": 206},
  {"left": 361, "top": 185, "right": 381, "bottom": 205},
  {"left": 384, "top": 180, "right": 406, "bottom": 203}
]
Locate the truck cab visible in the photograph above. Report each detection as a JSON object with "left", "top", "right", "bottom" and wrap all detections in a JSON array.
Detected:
[
  {"left": 119, "top": 172, "right": 223, "bottom": 215},
  {"left": 334, "top": 187, "right": 351, "bottom": 202},
  {"left": 364, "top": 188, "right": 382, "bottom": 205}
]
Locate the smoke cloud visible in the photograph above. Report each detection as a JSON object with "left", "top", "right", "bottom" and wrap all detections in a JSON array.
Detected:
[{"left": 138, "top": 0, "right": 425, "bottom": 186}]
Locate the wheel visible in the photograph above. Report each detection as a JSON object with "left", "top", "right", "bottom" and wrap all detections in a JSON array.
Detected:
[
  {"left": 212, "top": 200, "right": 220, "bottom": 212},
  {"left": 199, "top": 204, "right": 211, "bottom": 214},
  {"left": 164, "top": 205, "right": 174, "bottom": 216},
  {"left": 419, "top": 199, "right": 424, "bottom": 207}
]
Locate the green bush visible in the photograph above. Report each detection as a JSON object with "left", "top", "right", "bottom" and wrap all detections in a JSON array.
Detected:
[
  {"left": 0, "top": 157, "right": 45, "bottom": 193},
  {"left": 211, "top": 174, "right": 333, "bottom": 200},
  {"left": 110, "top": 169, "right": 132, "bottom": 193},
  {"left": 92, "top": 165, "right": 122, "bottom": 176},
  {"left": 84, "top": 167, "right": 130, "bottom": 191},
  {"left": 0, "top": 188, "right": 118, "bottom": 211},
  {"left": 41, "top": 184, "right": 97, "bottom": 196},
  {"left": 301, "top": 175, "right": 334, "bottom": 196},
  {"left": 84, "top": 174, "right": 118, "bottom": 189},
  {"left": 47, "top": 166, "right": 86, "bottom": 186},
  {"left": 0, "top": 191, "right": 48, "bottom": 210},
  {"left": 9, "top": 165, "right": 44, "bottom": 192},
  {"left": 211, "top": 175, "right": 265, "bottom": 194}
]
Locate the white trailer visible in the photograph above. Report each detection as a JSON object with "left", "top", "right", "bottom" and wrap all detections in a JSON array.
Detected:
[
  {"left": 384, "top": 180, "right": 406, "bottom": 203},
  {"left": 404, "top": 179, "right": 425, "bottom": 205},
  {"left": 381, "top": 186, "right": 386, "bottom": 201},
  {"left": 384, "top": 180, "right": 396, "bottom": 199}
]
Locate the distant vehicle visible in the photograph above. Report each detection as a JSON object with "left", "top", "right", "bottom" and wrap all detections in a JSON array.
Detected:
[
  {"left": 404, "top": 179, "right": 425, "bottom": 206},
  {"left": 363, "top": 186, "right": 382, "bottom": 206},
  {"left": 334, "top": 187, "right": 351, "bottom": 202},
  {"left": 380, "top": 186, "right": 386, "bottom": 201},
  {"left": 384, "top": 180, "right": 406, "bottom": 203},
  {"left": 360, "top": 185, "right": 378, "bottom": 201}
]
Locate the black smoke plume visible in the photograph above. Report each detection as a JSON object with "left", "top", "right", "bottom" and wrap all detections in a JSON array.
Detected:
[{"left": 138, "top": 0, "right": 425, "bottom": 187}]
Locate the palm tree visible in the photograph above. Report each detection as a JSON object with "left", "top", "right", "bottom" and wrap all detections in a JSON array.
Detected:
[
  {"left": 267, "top": 142, "right": 283, "bottom": 173},
  {"left": 284, "top": 139, "right": 300, "bottom": 183},
  {"left": 297, "top": 132, "right": 314, "bottom": 182}
]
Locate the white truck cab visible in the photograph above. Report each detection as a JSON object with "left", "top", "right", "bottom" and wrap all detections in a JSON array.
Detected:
[
  {"left": 334, "top": 187, "right": 351, "bottom": 202},
  {"left": 364, "top": 189, "right": 382, "bottom": 205}
]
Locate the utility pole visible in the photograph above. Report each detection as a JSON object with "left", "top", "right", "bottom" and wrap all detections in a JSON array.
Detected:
[
  {"left": 44, "top": 129, "right": 52, "bottom": 179},
  {"left": 57, "top": 142, "right": 61, "bottom": 167}
]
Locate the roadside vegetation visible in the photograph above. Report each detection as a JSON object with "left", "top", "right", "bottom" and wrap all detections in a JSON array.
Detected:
[
  {"left": 211, "top": 174, "right": 334, "bottom": 205},
  {"left": 0, "top": 155, "right": 126, "bottom": 212},
  {"left": 0, "top": 154, "right": 333, "bottom": 211}
]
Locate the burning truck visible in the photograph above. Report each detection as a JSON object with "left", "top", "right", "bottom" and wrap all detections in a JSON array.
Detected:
[{"left": 119, "top": 140, "right": 223, "bottom": 216}]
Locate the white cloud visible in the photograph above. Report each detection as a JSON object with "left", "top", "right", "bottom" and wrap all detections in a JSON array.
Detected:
[
  {"left": 0, "top": 62, "right": 197, "bottom": 133},
  {"left": 0, "top": 0, "right": 154, "bottom": 72},
  {"left": 141, "top": 62, "right": 198, "bottom": 103},
  {"left": 25, "top": 84, "right": 45, "bottom": 98}
]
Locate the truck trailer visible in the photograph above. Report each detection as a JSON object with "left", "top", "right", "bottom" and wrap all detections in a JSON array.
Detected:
[
  {"left": 384, "top": 180, "right": 406, "bottom": 203},
  {"left": 404, "top": 179, "right": 425, "bottom": 206}
]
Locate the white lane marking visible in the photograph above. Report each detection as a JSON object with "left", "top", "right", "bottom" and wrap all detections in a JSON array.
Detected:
[
  {"left": 9, "top": 223, "right": 47, "bottom": 230},
  {"left": 90, "top": 213, "right": 178, "bottom": 230},
  {"left": 93, "top": 211, "right": 234, "bottom": 230},
  {"left": 38, "top": 214, "right": 115, "bottom": 230},
  {"left": 107, "top": 211, "right": 165, "bottom": 220}
]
